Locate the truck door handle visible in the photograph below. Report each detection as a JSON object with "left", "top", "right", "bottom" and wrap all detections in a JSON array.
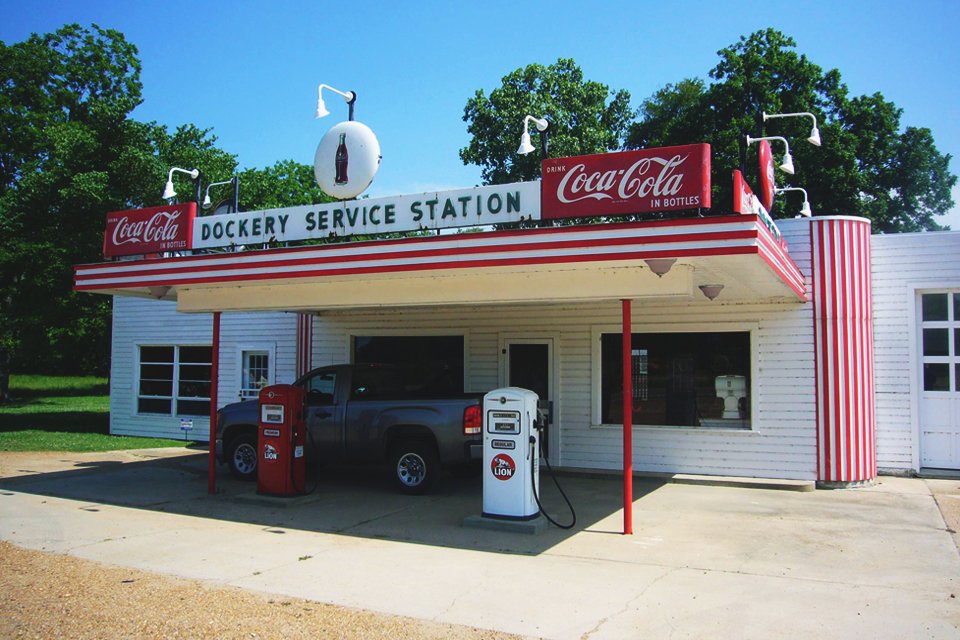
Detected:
[{"left": 313, "top": 409, "right": 332, "bottom": 419}]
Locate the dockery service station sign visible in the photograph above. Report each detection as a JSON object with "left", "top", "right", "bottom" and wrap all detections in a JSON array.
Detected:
[{"left": 101, "top": 146, "right": 725, "bottom": 257}]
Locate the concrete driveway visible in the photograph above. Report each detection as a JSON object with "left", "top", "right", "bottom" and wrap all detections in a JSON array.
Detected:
[{"left": 1, "top": 448, "right": 958, "bottom": 639}]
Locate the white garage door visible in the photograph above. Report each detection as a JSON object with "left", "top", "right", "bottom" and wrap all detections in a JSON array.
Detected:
[{"left": 919, "top": 291, "right": 960, "bottom": 470}]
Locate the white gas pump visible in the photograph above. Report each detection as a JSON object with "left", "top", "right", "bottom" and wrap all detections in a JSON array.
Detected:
[{"left": 482, "top": 387, "right": 540, "bottom": 520}]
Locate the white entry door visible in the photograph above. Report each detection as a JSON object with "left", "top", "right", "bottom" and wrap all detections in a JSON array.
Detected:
[{"left": 919, "top": 291, "right": 960, "bottom": 469}]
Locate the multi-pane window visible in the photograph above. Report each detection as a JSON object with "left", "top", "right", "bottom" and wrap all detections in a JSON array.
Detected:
[
  {"left": 138, "top": 345, "right": 212, "bottom": 416},
  {"left": 240, "top": 350, "right": 270, "bottom": 399},
  {"left": 921, "top": 293, "right": 960, "bottom": 392},
  {"left": 600, "top": 331, "right": 751, "bottom": 428}
]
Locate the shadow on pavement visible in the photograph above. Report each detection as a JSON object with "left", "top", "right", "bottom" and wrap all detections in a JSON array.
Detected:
[{"left": 0, "top": 449, "right": 664, "bottom": 556}]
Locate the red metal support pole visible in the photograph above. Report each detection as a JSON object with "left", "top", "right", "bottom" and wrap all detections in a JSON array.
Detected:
[
  {"left": 208, "top": 311, "right": 221, "bottom": 495},
  {"left": 622, "top": 299, "right": 633, "bottom": 535}
]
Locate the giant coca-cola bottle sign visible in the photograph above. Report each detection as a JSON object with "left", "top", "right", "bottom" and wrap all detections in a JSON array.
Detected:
[
  {"left": 314, "top": 120, "right": 381, "bottom": 200},
  {"left": 540, "top": 144, "right": 711, "bottom": 219},
  {"left": 103, "top": 202, "right": 196, "bottom": 258}
]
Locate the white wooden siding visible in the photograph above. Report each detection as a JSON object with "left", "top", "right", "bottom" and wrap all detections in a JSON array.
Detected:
[
  {"left": 110, "top": 297, "right": 298, "bottom": 441},
  {"left": 309, "top": 221, "right": 818, "bottom": 483},
  {"left": 111, "top": 220, "right": 819, "bottom": 478},
  {"left": 871, "top": 231, "right": 960, "bottom": 472}
]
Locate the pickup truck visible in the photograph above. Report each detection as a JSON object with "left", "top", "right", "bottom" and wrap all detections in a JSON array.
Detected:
[{"left": 215, "top": 363, "right": 484, "bottom": 494}]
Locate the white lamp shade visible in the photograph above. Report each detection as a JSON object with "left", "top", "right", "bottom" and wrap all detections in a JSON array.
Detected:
[
  {"left": 517, "top": 131, "right": 535, "bottom": 155},
  {"left": 800, "top": 200, "right": 812, "bottom": 217},
  {"left": 162, "top": 180, "right": 176, "bottom": 200},
  {"left": 808, "top": 127, "right": 822, "bottom": 146},
  {"left": 780, "top": 152, "right": 795, "bottom": 175},
  {"left": 315, "top": 96, "right": 329, "bottom": 119}
]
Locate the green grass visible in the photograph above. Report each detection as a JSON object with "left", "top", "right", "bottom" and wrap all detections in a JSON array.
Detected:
[{"left": 0, "top": 374, "right": 190, "bottom": 452}]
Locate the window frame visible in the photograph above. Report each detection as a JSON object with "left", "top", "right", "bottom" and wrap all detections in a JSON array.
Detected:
[
  {"left": 920, "top": 291, "right": 959, "bottom": 393},
  {"left": 136, "top": 344, "right": 213, "bottom": 418},
  {"left": 590, "top": 322, "right": 759, "bottom": 430},
  {"left": 237, "top": 343, "right": 276, "bottom": 400}
]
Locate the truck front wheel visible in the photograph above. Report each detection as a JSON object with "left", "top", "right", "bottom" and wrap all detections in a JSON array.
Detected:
[
  {"left": 227, "top": 433, "right": 258, "bottom": 481},
  {"left": 390, "top": 442, "right": 439, "bottom": 495}
]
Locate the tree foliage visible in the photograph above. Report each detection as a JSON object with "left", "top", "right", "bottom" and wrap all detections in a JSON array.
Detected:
[
  {"left": 237, "top": 159, "right": 331, "bottom": 211},
  {"left": 460, "top": 58, "right": 633, "bottom": 184},
  {"left": 0, "top": 24, "right": 322, "bottom": 388},
  {"left": 627, "top": 29, "right": 956, "bottom": 231}
]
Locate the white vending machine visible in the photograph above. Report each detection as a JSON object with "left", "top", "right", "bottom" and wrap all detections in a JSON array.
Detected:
[{"left": 482, "top": 387, "right": 540, "bottom": 520}]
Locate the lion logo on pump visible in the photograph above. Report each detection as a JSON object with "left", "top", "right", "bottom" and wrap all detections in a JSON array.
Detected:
[{"left": 490, "top": 453, "right": 516, "bottom": 481}]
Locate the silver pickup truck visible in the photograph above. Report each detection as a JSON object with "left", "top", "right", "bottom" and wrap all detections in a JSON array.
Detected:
[{"left": 215, "top": 363, "right": 484, "bottom": 494}]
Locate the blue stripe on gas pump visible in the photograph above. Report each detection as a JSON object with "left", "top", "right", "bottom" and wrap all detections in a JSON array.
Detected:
[{"left": 491, "top": 439, "right": 516, "bottom": 450}]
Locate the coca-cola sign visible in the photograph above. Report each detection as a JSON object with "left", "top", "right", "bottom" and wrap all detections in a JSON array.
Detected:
[
  {"left": 103, "top": 203, "right": 196, "bottom": 258},
  {"left": 540, "top": 144, "right": 711, "bottom": 219},
  {"left": 757, "top": 139, "right": 776, "bottom": 212}
]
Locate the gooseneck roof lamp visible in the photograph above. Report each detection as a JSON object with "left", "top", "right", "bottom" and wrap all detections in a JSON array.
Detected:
[
  {"left": 517, "top": 115, "right": 550, "bottom": 157},
  {"left": 203, "top": 177, "right": 240, "bottom": 213},
  {"left": 764, "top": 111, "right": 822, "bottom": 147},
  {"left": 316, "top": 84, "right": 357, "bottom": 121},
  {"left": 776, "top": 186, "right": 813, "bottom": 217},
  {"left": 745, "top": 135, "right": 795, "bottom": 175},
  {"left": 162, "top": 166, "right": 200, "bottom": 201}
]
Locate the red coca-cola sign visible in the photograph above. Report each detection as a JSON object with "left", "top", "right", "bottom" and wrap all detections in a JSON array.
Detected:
[
  {"left": 540, "top": 144, "right": 711, "bottom": 219},
  {"left": 757, "top": 139, "right": 776, "bottom": 212},
  {"left": 103, "top": 203, "right": 196, "bottom": 258}
]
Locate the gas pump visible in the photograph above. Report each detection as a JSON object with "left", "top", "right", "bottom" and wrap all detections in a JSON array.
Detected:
[
  {"left": 482, "top": 388, "right": 540, "bottom": 520},
  {"left": 481, "top": 387, "right": 577, "bottom": 528},
  {"left": 257, "top": 384, "right": 306, "bottom": 496}
]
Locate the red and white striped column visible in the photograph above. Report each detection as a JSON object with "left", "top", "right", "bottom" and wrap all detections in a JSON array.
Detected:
[
  {"left": 296, "top": 313, "right": 313, "bottom": 378},
  {"left": 811, "top": 216, "right": 876, "bottom": 486}
]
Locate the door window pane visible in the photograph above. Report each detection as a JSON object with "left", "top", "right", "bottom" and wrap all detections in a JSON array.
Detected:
[
  {"left": 922, "top": 294, "right": 949, "bottom": 321},
  {"left": 924, "top": 363, "right": 950, "bottom": 391},
  {"left": 923, "top": 329, "right": 949, "bottom": 356}
]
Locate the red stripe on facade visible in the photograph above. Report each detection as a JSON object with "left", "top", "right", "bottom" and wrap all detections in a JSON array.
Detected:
[
  {"left": 811, "top": 217, "right": 875, "bottom": 484},
  {"left": 76, "top": 245, "right": 764, "bottom": 290},
  {"left": 77, "top": 217, "right": 764, "bottom": 275},
  {"left": 76, "top": 229, "right": 760, "bottom": 283},
  {"left": 296, "top": 313, "right": 312, "bottom": 378}
]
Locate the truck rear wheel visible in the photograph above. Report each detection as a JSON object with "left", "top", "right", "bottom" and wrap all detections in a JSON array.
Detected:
[
  {"left": 227, "top": 433, "right": 258, "bottom": 481},
  {"left": 390, "top": 441, "right": 439, "bottom": 495}
]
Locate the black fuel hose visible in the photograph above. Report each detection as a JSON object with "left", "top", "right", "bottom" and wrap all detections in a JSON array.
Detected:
[
  {"left": 529, "top": 435, "right": 576, "bottom": 530},
  {"left": 299, "top": 420, "right": 320, "bottom": 495}
]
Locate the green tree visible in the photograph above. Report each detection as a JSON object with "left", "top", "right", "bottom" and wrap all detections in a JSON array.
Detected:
[
  {"left": 0, "top": 24, "right": 146, "bottom": 391},
  {"left": 627, "top": 29, "right": 956, "bottom": 231},
  {"left": 460, "top": 58, "right": 633, "bottom": 184},
  {"left": 0, "top": 25, "right": 242, "bottom": 397},
  {"left": 237, "top": 159, "right": 331, "bottom": 211}
]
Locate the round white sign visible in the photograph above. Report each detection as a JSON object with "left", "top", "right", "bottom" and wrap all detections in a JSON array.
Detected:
[{"left": 314, "top": 120, "right": 381, "bottom": 200}]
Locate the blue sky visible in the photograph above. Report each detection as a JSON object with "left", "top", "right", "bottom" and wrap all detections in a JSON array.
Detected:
[{"left": 2, "top": 0, "right": 959, "bottom": 227}]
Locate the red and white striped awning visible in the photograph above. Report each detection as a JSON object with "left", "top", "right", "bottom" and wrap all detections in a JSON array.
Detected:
[{"left": 75, "top": 215, "right": 806, "bottom": 312}]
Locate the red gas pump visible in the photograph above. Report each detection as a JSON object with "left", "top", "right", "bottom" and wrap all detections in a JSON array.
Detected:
[{"left": 257, "top": 384, "right": 306, "bottom": 496}]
